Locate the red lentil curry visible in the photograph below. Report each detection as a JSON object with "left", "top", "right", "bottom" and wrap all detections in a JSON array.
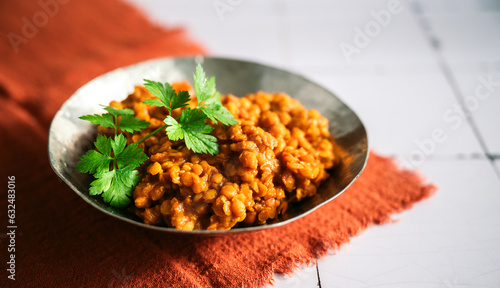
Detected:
[{"left": 100, "top": 82, "right": 336, "bottom": 230}]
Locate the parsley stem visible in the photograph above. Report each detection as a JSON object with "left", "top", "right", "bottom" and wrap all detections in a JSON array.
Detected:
[
  {"left": 114, "top": 115, "right": 118, "bottom": 138},
  {"left": 136, "top": 124, "right": 168, "bottom": 145}
]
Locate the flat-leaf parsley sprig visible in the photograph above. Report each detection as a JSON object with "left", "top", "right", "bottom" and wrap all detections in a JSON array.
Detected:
[
  {"left": 76, "top": 64, "right": 237, "bottom": 208},
  {"left": 76, "top": 107, "right": 150, "bottom": 207},
  {"left": 142, "top": 64, "right": 238, "bottom": 155}
]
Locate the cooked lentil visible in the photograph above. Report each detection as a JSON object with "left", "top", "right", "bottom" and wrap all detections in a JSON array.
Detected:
[{"left": 99, "top": 82, "right": 336, "bottom": 230}]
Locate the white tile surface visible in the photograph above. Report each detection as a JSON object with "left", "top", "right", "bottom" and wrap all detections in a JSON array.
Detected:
[
  {"left": 417, "top": 3, "right": 500, "bottom": 154},
  {"left": 300, "top": 71, "right": 484, "bottom": 156},
  {"left": 419, "top": 12, "right": 500, "bottom": 63},
  {"left": 287, "top": 1, "right": 437, "bottom": 68},
  {"left": 129, "top": 0, "right": 289, "bottom": 67},
  {"left": 318, "top": 159, "right": 500, "bottom": 287},
  {"left": 444, "top": 65, "right": 500, "bottom": 154},
  {"left": 418, "top": 0, "right": 500, "bottom": 14},
  {"left": 272, "top": 262, "right": 319, "bottom": 288},
  {"left": 425, "top": 12, "right": 500, "bottom": 63}
]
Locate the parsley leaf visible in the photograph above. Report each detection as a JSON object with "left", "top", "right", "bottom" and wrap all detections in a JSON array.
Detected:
[
  {"left": 143, "top": 80, "right": 190, "bottom": 112},
  {"left": 117, "top": 115, "right": 150, "bottom": 133},
  {"left": 170, "top": 90, "right": 191, "bottom": 111},
  {"left": 105, "top": 106, "right": 149, "bottom": 133},
  {"left": 184, "top": 129, "right": 218, "bottom": 155},
  {"left": 76, "top": 134, "right": 146, "bottom": 175},
  {"left": 79, "top": 113, "right": 115, "bottom": 128},
  {"left": 76, "top": 135, "right": 112, "bottom": 174},
  {"left": 143, "top": 80, "right": 174, "bottom": 109},
  {"left": 164, "top": 116, "right": 184, "bottom": 141},
  {"left": 193, "top": 67, "right": 238, "bottom": 126},
  {"left": 193, "top": 64, "right": 216, "bottom": 105},
  {"left": 180, "top": 108, "right": 211, "bottom": 131},
  {"left": 115, "top": 142, "right": 148, "bottom": 169},
  {"left": 164, "top": 108, "right": 218, "bottom": 155},
  {"left": 89, "top": 166, "right": 139, "bottom": 208},
  {"left": 80, "top": 107, "right": 149, "bottom": 134},
  {"left": 104, "top": 106, "right": 135, "bottom": 117},
  {"left": 201, "top": 100, "right": 238, "bottom": 126},
  {"left": 110, "top": 133, "right": 127, "bottom": 156}
]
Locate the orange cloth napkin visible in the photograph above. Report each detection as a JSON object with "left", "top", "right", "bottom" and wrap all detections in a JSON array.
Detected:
[{"left": 0, "top": 1, "right": 435, "bottom": 287}]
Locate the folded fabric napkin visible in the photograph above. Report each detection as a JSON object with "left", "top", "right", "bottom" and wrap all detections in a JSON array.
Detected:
[{"left": 0, "top": 0, "right": 435, "bottom": 287}]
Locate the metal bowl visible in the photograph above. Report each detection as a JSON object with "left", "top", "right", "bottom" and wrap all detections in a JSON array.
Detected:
[{"left": 48, "top": 57, "right": 368, "bottom": 235}]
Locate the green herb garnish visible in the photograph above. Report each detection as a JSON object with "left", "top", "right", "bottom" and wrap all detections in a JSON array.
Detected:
[
  {"left": 76, "top": 64, "right": 237, "bottom": 207},
  {"left": 143, "top": 65, "right": 237, "bottom": 154},
  {"left": 75, "top": 112, "right": 149, "bottom": 207}
]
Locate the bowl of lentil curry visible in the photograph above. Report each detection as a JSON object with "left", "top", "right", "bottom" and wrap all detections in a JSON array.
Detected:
[{"left": 49, "top": 57, "right": 368, "bottom": 234}]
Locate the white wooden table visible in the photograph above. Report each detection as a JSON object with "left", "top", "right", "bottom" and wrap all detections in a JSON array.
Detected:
[{"left": 126, "top": 0, "right": 500, "bottom": 286}]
